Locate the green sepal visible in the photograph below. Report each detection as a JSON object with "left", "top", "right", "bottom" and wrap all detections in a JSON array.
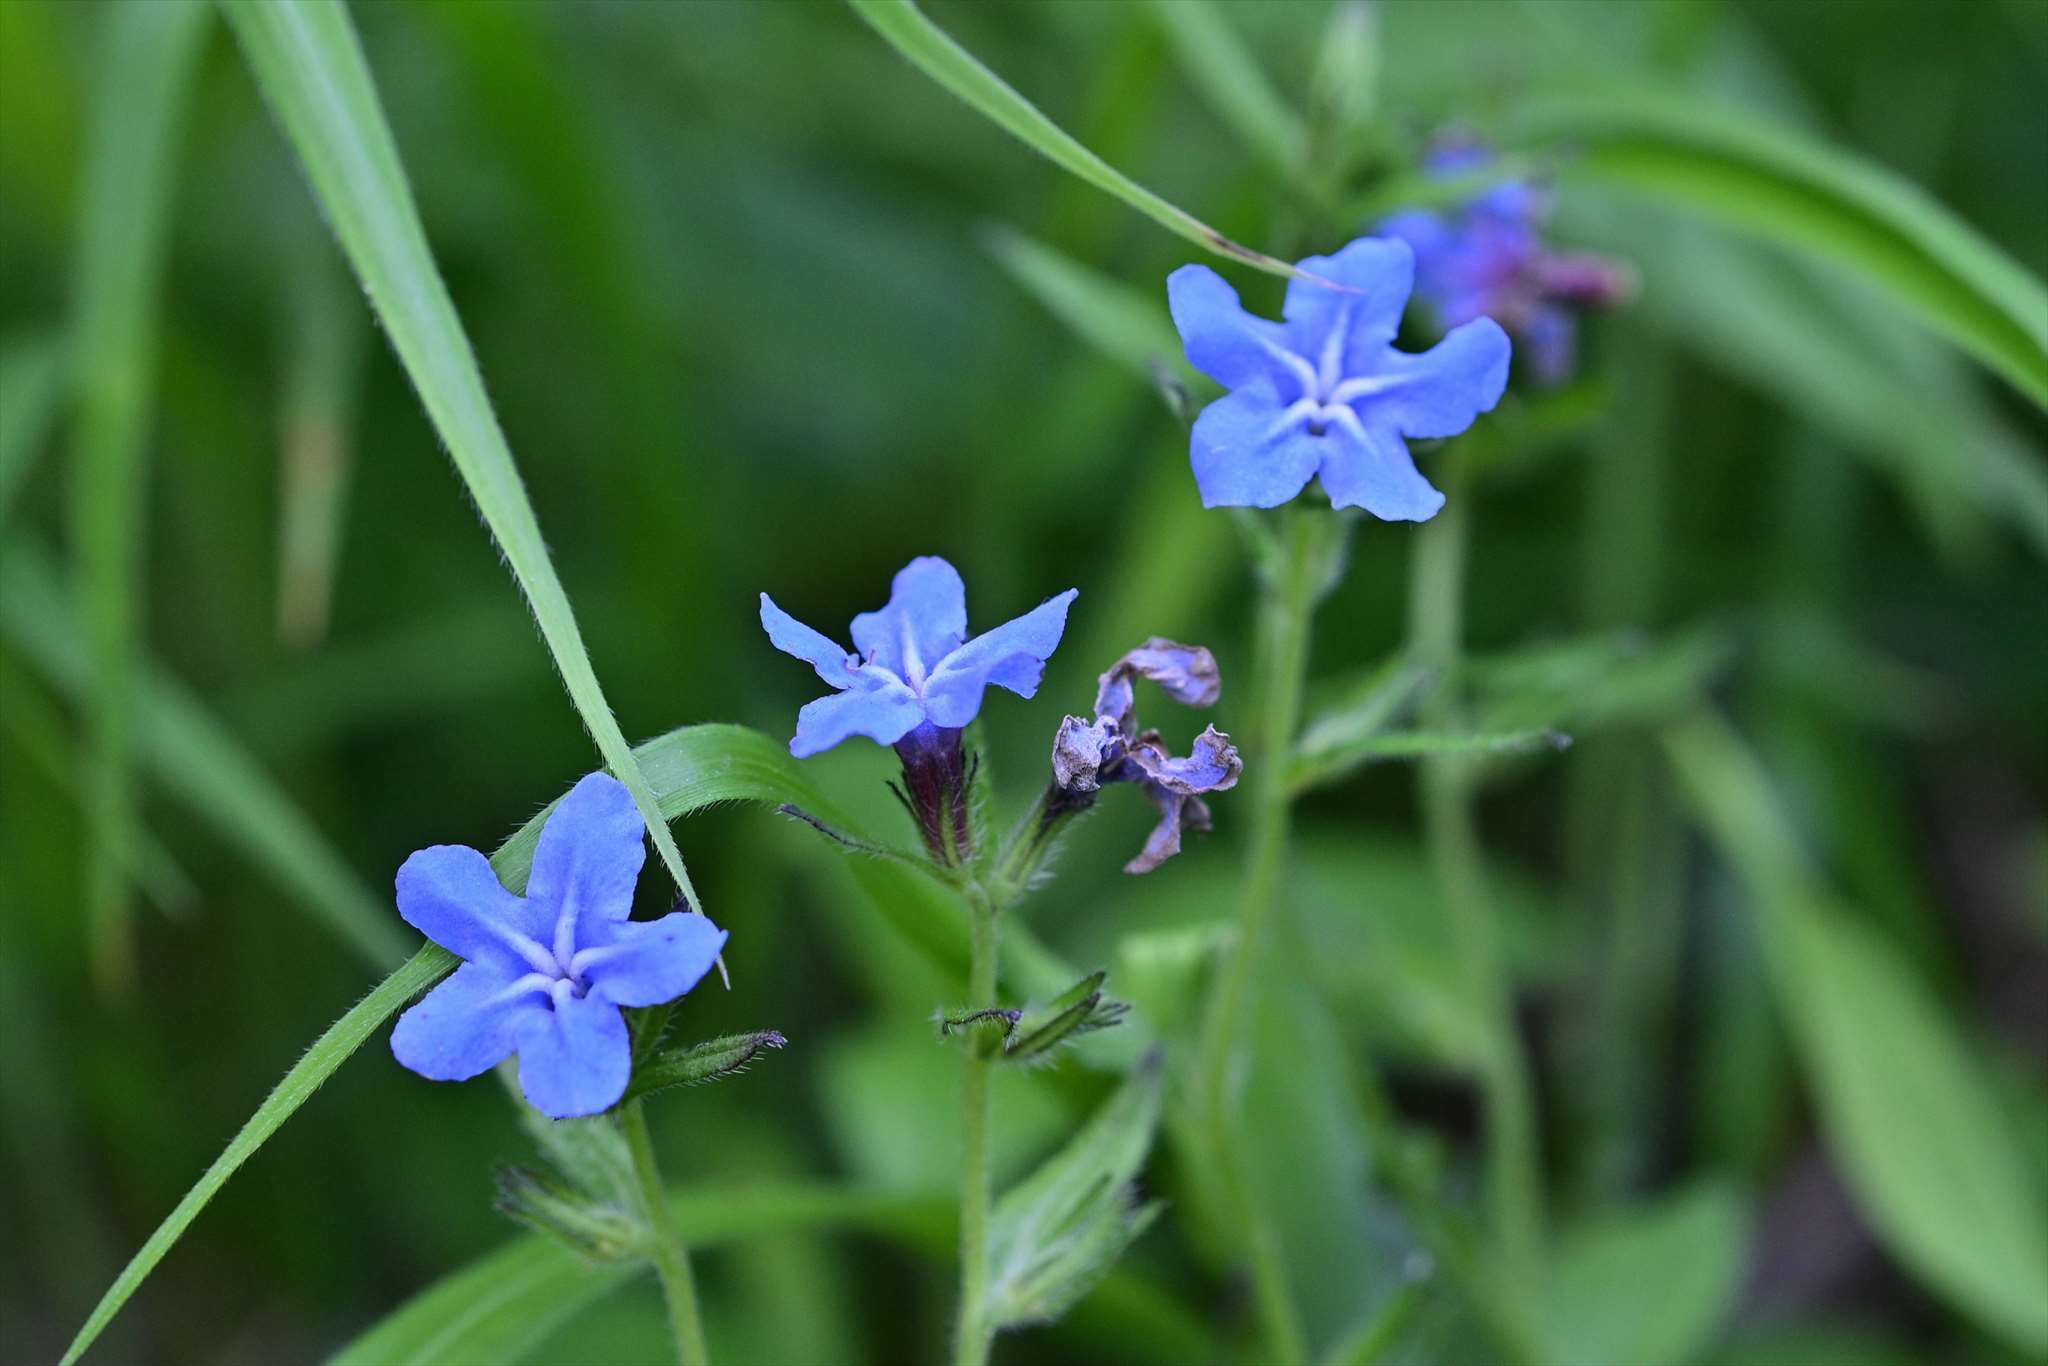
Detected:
[
  {"left": 492, "top": 1166, "right": 641, "bottom": 1262},
  {"left": 1002, "top": 970, "right": 1129, "bottom": 1065},
  {"left": 620, "top": 1030, "right": 789, "bottom": 1104}
]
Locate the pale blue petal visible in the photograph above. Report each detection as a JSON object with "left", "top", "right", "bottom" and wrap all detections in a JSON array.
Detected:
[
  {"left": 1167, "top": 264, "right": 1291, "bottom": 390},
  {"left": 922, "top": 589, "right": 1077, "bottom": 728},
  {"left": 525, "top": 772, "right": 646, "bottom": 931},
  {"left": 1284, "top": 237, "right": 1414, "bottom": 373},
  {"left": 1124, "top": 725, "right": 1243, "bottom": 795},
  {"left": 760, "top": 594, "right": 855, "bottom": 688},
  {"left": 395, "top": 844, "right": 550, "bottom": 973},
  {"left": 790, "top": 673, "right": 926, "bottom": 757},
  {"left": 1314, "top": 419, "right": 1445, "bottom": 522},
  {"left": 391, "top": 961, "right": 547, "bottom": 1082},
  {"left": 1188, "top": 380, "right": 1322, "bottom": 509},
  {"left": 850, "top": 557, "right": 966, "bottom": 680},
  {"left": 580, "top": 912, "right": 728, "bottom": 1008},
  {"left": 515, "top": 991, "right": 632, "bottom": 1119},
  {"left": 1368, "top": 317, "right": 1511, "bottom": 439}
]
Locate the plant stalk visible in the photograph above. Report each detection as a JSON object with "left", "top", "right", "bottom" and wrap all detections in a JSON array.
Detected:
[
  {"left": 621, "top": 1099, "right": 711, "bottom": 1366},
  {"left": 954, "top": 886, "right": 1001, "bottom": 1366},
  {"left": 1408, "top": 470, "right": 1545, "bottom": 1305},
  {"left": 1192, "top": 503, "right": 1328, "bottom": 1363}
]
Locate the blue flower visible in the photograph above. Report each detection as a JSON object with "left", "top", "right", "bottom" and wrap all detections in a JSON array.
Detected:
[
  {"left": 390, "top": 773, "right": 727, "bottom": 1119},
  {"left": 1167, "top": 236, "right": 1510, "bottom": 520},
  {"left": 1379, "top": 142, "right": 1631, "bottom": 386},
  {"left": 760, "top": 556, "right": 1078, "bottom": 759},
  {"left": 1051, "top": 639, "right": 1242, "bottom": 873}
]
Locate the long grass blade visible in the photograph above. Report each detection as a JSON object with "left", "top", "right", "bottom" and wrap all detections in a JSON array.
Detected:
[
  {"left": 847, "top": 0, "right": 1303, "bottom": 279},
  {"left": 1517, "top": 88, "right": 2048, "bottom": 408},
  {"left": 217, "top": 0, "right": 702, "bottom": 913},
  {"left": 0, "top": 334, "right": 64, "bottom": 526},
  {"left": 68, "top": 0, "right": 210, "bottom": 991},
  {"left": 1142, "top": 0, "right": 1303, "bottom": 185}
]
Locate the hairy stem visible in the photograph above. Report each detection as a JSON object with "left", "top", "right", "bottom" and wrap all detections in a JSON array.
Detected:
[
  {"left": 953, "top": 887, "right": 1001, "bottom": 1366},
  {"left": 1192, "top": 503, "right": 1329, "bottom": 1363},
  {"left": 621, "top": 1099, "right": 710, "bottom": 1366},
  {"left": 1408, "top": 472, "right": 1545, "bottom": 1312}
]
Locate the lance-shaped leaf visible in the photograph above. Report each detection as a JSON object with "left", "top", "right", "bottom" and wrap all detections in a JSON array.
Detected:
[
  {"left": 219, "top": 0, "right": 703, "bottom": 911},
  {"left": 984, "top": 1054, "right": 1165, "bottom": 1330},
  {"left": 492, "top": 1166, "right": 641, "bottom": 1263},
  {"left": 622, "top": 1030, "right": 789, "bottom": 1103},
  {"left": 1291, "top": 726, "right": 1570, "bottom": 795}
]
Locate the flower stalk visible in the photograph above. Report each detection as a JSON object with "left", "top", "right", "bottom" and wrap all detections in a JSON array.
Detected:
[
  {"left": 953, "top": 883, "right": 1001, "bottom": 1366},
  {"left": 620, "top": 1098, "right": 710, "bottom": 1366}
]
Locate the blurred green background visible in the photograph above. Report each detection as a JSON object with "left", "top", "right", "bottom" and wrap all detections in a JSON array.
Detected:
[{"left": 3, "top": 1, "right": 2045, "bottom": 1363}]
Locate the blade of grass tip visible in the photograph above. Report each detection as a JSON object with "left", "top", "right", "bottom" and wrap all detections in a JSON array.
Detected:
[
  {"left": 847, "top": 0, "right": 1307, "bottom": 280},
  {"left": 68, "top": 0, "right": 210, "bottom": 993},
  {"left": 218, "top": 0, "right": 703, "bottom": 917},
  {"left": 0, "top": 334, "right": 64, "bottom": 527},
  {"left": 0, "top": 538, "right": 412, "bottom": 969},
  {"left": 275, "top": 227, "right": 365, "bottom": 650}
]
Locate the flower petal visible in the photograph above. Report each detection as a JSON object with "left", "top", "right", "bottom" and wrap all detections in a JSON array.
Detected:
[
  {"left": 790, "top": 673, "right": 926, "bottom": 757},
  {"left": 1167, "top": 264, "right": 1293, "bottom": 390},
  {"left": 1126, "top": 787, "right": 1215, "bottom": 876},
  {"left": 580, "top": 912, "right": 728, "bottom": 1008},
  {"left": 1052, "top": 714, "right": 1119, "bottom": 793},
  {"left": 525, "top": 772, "right": 647, "bottom": 934},
  {"left": 850, "top": 556, "right": 967, "bottom": 683},
  {"left": 1314, "top": 419, "right": 1445, "bottom": 522},
  {"left": 395, "top": 843, "right": 550, "bottom": 972},
  {"left": 922, "top": 589, "right": 1077, "bottom": 728},
  {"left": 1188, "top": 381, "right": 1322, "bottom": 509},
  {"left": 1094, "top": 638, "right": 1221, "bottom": 724},
  {"left": 1123, "top": 725, "right": 1242, "bottom": 795},
  {"left": 1284, "top": 237, "right": 1414, "bottom": 374},
  {"left": 515, "top": 990, "right": 632, "bottom": 1119},
  {"left": 760, "top": 593, "right": 855, "bottom": 688},
  {"left": 1369, "top": 316, "right": 1511, "bottom": 439},
  {"left": 391, "top": 961, "right": 547, "bottom": 1082}
]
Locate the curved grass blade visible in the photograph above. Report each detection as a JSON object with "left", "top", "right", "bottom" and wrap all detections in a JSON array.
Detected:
[
  {"left": 848, "top": 0, "right": 1302, "bottom": 278},
  {"left": 218, "top": 0, "right": 701, "bottom": 912},
  {"left": 69, "top": 0, "right": 210, "bottom": 991},
  {"left": 1516, "top": 88, "right": 2048, "bottom": 407},
  {"left": 55, "top": 719, "right": 1066, "bottom": 1362},
  {"left": 332, "top": 1184, "right": 942, "bottom": 1366},
  {"left": 0, "top": 539, "right": 411, "bottom": 968}
]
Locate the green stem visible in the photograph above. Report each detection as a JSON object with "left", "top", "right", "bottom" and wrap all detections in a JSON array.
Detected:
[
  {"left": 1192, "top": 503, "right": 1328, "bottom": 1363},
  {"left": 1408, "top": 475, "right": 1545, "bottom": 1315},
  {"left": 953, "top": 886, "right": 1000, "bottom": 1366},
  {"left": 621, "top": 1099, "right": 710, "bottom": 1366}
]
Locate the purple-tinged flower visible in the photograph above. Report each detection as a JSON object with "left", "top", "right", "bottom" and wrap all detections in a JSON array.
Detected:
[
  {"left": 1379, "top": 141, "right": 1632, "bottom": 386},
  {"left": 390, "top": 773, "right": 726, "bottom": 1119},
  {"left": 763, "top": 556, "right": 1077, "bottom": 864},
  {"left": 1167, "top": 236, "right": 1510, "bottom": 520},
  {"left": 1049, "top": 638, "right": 1242, "bottom": 874}
]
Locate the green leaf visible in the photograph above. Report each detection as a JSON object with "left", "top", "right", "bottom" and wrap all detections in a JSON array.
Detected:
[
  {"left": 1544, "top": 1181, "right": 1750, "bottom": 1366},
  {"left": 1291, "top": 726, "right": 1570, "bottom": 795},
  {"left": 982, "top": 225, "right": 1187, "bottom": 383},
  {"left": 218, "top": 0, "right": 702, "bottom": 912},
  {"left": 622, "top": 1030, "right": 789, "bottom": 1103},
  {"left": 0, "top": 333, "right": 63, "bottom": 526},
  {"left": 1466, "top": 626, "right": 1734, "bottom": 736},
  {"left": 847, "top": 0, "right": 1302, "bottom": 279},
  {"left": 985, "top": 1055, "right": 1164, "bottom": 1329},
  {"left": 333, "top": 1182, "right": 943, "bottom": 1366},
  {"left": 68, "top": 0, "right": 210, "bottom": 991},
  {"left": 1297, "top": 656, "right": 1434, "bottom": 758},
  {"left": 1665, "top": 714, "right": 2048, "bottom": 1353},
  {"left": 1003, "top": 970, "right": 1129, "bottom": 1064},
  {"left": 1142, "top": 0, "right": 1303, "bottom": 184},
  {"left": 1516, "top": 88, "right": 2048, "bottom": 407},
  {"left": 0, "top": 539, "right": 411, "bottom": 969},
  {"left": 1304, "top": 1, "right": 1381, "bottom": 188}
]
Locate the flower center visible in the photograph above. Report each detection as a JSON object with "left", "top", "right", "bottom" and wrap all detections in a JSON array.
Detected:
[{"left": 1257, "top": 311, "right": 1403, "bottom": 442}]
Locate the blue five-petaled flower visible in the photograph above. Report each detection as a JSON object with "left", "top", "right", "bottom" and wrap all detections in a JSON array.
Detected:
[
  {"left": 391, "top": 773, "right": 726, "bottom": 1119},
  {"left": 760, "top": 556, "right": 1077, "bottom": 758},
  {"left": 1167, "top": 236, "right": 1511, "bottom": 520}
]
